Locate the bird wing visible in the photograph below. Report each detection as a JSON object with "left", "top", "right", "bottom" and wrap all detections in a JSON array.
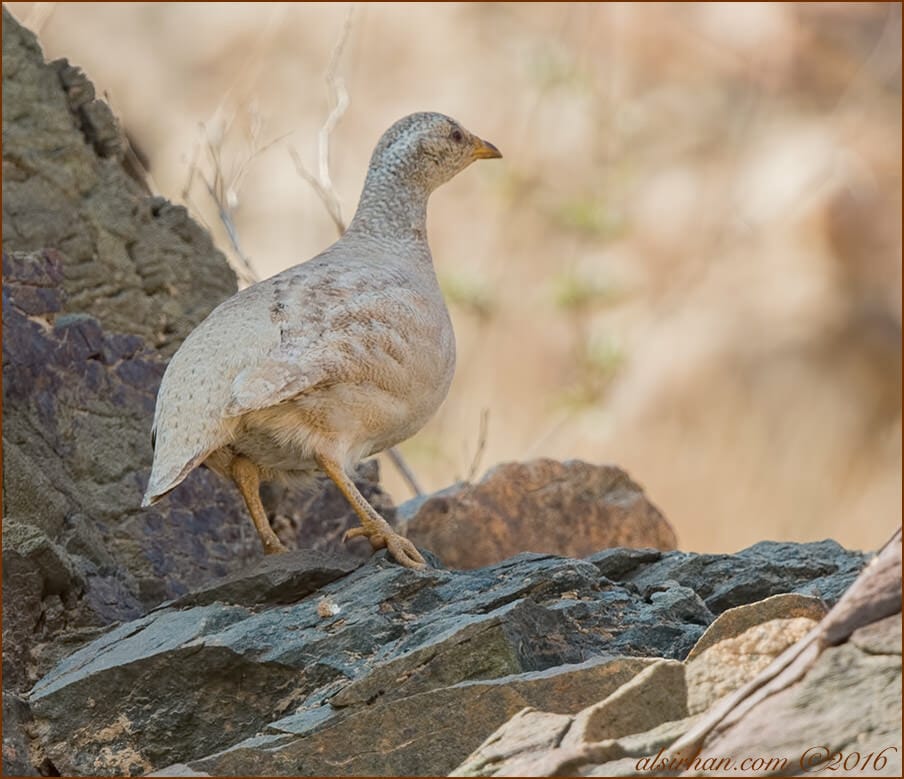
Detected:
[
  {"left": 222, "top": 255, "right": 414, "bottom": 416},
  {"left": 144, "top": 249, "right": 420, "bottom": 503},
  {"left": 224, "top": 358, "right": 330, "bottom": 417}
]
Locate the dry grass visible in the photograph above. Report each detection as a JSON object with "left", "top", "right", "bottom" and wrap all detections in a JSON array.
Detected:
[{"left": 9, "top": 1, "right": 900, "bottom": 553}]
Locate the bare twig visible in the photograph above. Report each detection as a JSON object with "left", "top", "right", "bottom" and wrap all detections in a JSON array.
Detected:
[
  {"left": 196, "top": 116, "right": 259, "bottom": 288},
  {"left": 464, "top": 409, "right": 490, "bottom": 483},
  {"left": 180, "top": 137, "right": 202, "bottom": 206},
  {"left": 319, "top": 7, "right": 354, "bottom": 191},
  {"left": 289, "top": 147, "right": 346, "bottom": 235},
  {"left": 183, "top": 106, "right": 291, "bottom": 288},
  {"left": 385, "top": 447, "right": 425, "bottom": 498},
  {"left": 290, "top": 4, "right": 355, "bottom": 238}
]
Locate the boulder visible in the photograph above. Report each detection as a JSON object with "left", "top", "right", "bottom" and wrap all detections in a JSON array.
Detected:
[
  {"left": 693, "top": 612, "right": 901, "bottom": 776},
  {"left": 401, "top": 459, "right": 677, "bottom": 568}
]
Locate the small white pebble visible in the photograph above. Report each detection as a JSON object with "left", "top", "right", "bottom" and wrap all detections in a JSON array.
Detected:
[{"left": 317, "top": 598, "right": 341, "bottom": 618}]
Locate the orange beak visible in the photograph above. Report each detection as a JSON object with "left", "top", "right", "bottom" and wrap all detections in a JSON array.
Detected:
[{"left": 471, "top": 136, "right": 502, "bottom": 160}]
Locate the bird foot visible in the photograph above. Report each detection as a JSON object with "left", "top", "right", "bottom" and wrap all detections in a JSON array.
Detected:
[
  {"left": 262, "top": 536, "right": 288, "bottom": 555},
  {"left": 343, "top": 525, "right": 426, "bottom": 570}
]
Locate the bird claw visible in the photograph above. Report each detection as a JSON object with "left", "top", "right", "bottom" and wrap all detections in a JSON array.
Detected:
[
  {"left": 343, "top": 526, "right": 427, "bottom": 570},
  {"left": 342, "top": 526, "right": 379, "bottom": 546},
  {"left": 263, "top": 537, "right": 288, "bottom": 555}
]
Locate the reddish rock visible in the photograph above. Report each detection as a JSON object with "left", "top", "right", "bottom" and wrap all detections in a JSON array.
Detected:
[{"left": 403, "top": 458, "right": 678, "bottom": 568}]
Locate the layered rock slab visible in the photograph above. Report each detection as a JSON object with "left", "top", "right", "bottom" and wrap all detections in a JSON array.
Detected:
[
  {"left": 452, "top": 535, "right": 901, "bottom": 777},
  {"left": 26, "top": 541, "right": 866, "bottom": 776}
]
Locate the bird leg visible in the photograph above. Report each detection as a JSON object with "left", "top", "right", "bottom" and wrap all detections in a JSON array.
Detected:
[
  {"left": 231, "top": 456, "right": 287, "bottom": 555},
  {"left": 315, "top": 453, "right": 426, "bottom": 570}
]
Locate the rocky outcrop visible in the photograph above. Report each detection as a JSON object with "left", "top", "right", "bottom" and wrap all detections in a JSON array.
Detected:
[
  {"left": 0, "top": 247, "right": 391, "bottom": 682},
  {"left": 454, "top": 531, "right": 902, "bottom": 777},
  {"left": 401, "top": 459, "right": 677, "bottom": 568},
  {"left": 2, "top": 12, "right": 264, "bottom": 727},
  {"left": 24, "top": 540, "right": 866, "bottom": 776},
  {"left": 1, "top": 6, "right": 234, "bottom": 356},
  {"left": 4, "top": 11, "right": 898, "bottom": 779}
]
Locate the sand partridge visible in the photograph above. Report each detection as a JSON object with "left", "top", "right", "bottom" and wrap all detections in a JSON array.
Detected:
[{"left": 142, "top": 112, "right": 502, "bottom": 569}]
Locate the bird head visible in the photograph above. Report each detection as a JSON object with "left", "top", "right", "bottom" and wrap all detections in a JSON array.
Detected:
[{"left": 367, "top": 112, "right": 502, "bottom": 193}]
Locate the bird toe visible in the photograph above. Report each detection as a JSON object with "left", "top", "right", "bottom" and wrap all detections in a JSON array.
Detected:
[
  {"left": 386, "top": 535, "right": 427, "bottom": 570},
  {"left": 343, "top": 525, "right": 427, "bottom": 570}
]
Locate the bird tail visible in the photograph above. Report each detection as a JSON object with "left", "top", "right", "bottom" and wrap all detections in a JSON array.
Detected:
[{"left": 142, "top": 454, "right": 205, "bottom": 508}]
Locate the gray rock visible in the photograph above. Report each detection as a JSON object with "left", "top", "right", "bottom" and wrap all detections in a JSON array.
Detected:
[
  {"left": 459, "top": 620, "right": 902, "bottom": 777},
  {"left": 591, "top": 539, "right": 866, "bottom": 612},
  {"left": 2, "top": 248, "right": 263, "bottom": 662},
  {"left": 685, "top": 593, "right": 827, "bottom": 662},
  {"left": 451, "top": 708, "right": 574, "bottom": 778},
  {"left": 26, "top": 542, "right": 867, "bottom": 776},
  {"left": 172, "top": 548, "right": 362, "bottom": 608},
  {"left": 562, "top": 660, "right": 687, "bottom": 747},
  {"left": 448, "top": 534, "right": 899, "bottom": 778},
  {"left": 685, "top": 616, "right": 819, "bottom": 716},
  {"left": 2, "top": 693, "right": 39, "bottom": 777},
  {"left": 147, "top": 765, "right": 211, "bottom": 777},
  {"left": 2, "top": 7, "right": 235, "bottom": 355},
  {"left": 454, "top": 664, "right": 696, "bottom": 779},
  {"left": 694, "top": 613, "right": 901, "bottom": 776},
  {"left": 197, "top": 656, "right": 655, "bottom": 777}
]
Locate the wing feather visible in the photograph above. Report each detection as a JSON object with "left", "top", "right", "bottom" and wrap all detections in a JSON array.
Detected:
[{"left": 225, "top": 359, "right": 328, "bottom": 416}]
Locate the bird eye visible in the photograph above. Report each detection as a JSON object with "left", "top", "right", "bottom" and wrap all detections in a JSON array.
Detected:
[{"left": 451, "top": 129, "right": 464, "bottom": 143}]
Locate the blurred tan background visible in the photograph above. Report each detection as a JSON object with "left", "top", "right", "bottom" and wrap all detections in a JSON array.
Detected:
[{"left": 8, "top": 2, "right": 901, "bottom": 553}]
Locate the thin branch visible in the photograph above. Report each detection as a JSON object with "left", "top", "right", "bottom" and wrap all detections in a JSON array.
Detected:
[
  {"left": 179, "top": 136, "right": 216, "bottom": 237},
  {"left": 184, "top": 108, "right": 291, "bottom": 289},
  {"left": 232, "top": 102, "right": 293, "bottom": 197},
  {"left": 202, "top": 171, "right": 256, "bottom": 286},
  {"left": 465, "top": 409, "right": 490, "bottom": 483},
  {"left": 319, "top": 6, "right": 354, "bottom": 189},
  {"left": 385, "top": 447, "right": 425, "bottom": 498},
  {"left": 290, "top": 147, "right": 346, "bottom": 235},
  {"left": 181, "top": 137, "right": 202, "bottom": 205},
  {"left": 196, "top": 119, "right": 259, "bottom": 287},
  {"left": 292, "top": 4, "right": 355, "bottom": 237}
]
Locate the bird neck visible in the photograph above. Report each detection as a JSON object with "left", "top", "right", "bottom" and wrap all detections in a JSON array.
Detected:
[{"left": 346, "top": 168, "right": 431, "bottom": 244}]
